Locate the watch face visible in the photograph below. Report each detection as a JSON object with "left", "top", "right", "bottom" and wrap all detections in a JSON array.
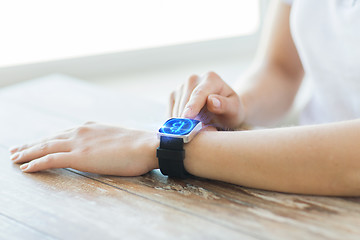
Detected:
[{"left": 159, "top": 118, "right": 201, "bottom": 136}]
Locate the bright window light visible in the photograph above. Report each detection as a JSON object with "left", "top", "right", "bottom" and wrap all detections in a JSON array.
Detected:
[{"left": 0, "top": 0, "right": 259, "bottom": 68}]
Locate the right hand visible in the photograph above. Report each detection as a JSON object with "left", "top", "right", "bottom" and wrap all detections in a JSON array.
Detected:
[{"left": 169, "top": 72, "right": 246, "bottom": 130}]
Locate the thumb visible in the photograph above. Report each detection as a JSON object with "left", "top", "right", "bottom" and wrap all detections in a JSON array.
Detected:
[{"left": 207, "top": 94, "right": 236, "bottom": 115}]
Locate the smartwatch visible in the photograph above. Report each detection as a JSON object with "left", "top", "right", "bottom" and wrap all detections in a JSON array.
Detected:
[{"left": 157, "top": 118, "right": 203, "bottom": 178}]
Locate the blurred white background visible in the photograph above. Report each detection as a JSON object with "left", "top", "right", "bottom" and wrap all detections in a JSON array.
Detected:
[
  {"left": 0, "top": 0, "right": 266, "bottom": 105},
  {"left": 0, "top": 0, "right": 259, "bottom": 68}
]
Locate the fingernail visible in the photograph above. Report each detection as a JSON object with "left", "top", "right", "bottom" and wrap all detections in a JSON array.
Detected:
[
  {"left": 211, "top": 98, "right": 221, "bottom": 108},
  {"left": 11, "top": 152, "right": 20, "bottom": 161},
  {"left": 20, "top": 163, "right": 29, "bottom": 171},
  {"left": 9, "top": 146, "right": 19, "bottom": 153}
]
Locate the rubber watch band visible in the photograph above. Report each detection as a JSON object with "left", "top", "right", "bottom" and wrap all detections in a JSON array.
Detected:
[{"left": 156, "top": 136, "right": 190, "bottom": 178}]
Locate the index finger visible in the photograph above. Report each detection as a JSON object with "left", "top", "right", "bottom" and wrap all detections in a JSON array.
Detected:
[{"left": 181, "top": 72, "right": 227, "bottom": 118}]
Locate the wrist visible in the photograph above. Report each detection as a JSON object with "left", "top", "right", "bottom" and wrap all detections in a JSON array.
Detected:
[
  {"left": 239, "top": 94, "right": 248, "bottom": 124},
  {"left": 140, "top": 131, "right": 159, "bottom": 171},
  {"left": 183, "top": 130, "right": 209, "bottom": 177},
  {"left": 237, "top": 94, "right": 253, "bottom": 130}
]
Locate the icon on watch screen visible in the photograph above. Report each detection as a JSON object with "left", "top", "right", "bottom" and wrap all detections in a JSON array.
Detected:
[{"left": 160, "top": 118, "right": 200, "bottom": 136}]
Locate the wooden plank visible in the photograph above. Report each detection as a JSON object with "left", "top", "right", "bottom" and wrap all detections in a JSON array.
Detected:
[
  {"left": 0, "top": 147, "right": 250, "bottom": 239},
  {"left": 0, "top": 213, "right": 55, "bottom": 240},
  {"left": 0, "top": 78, "right": 255, "bottom": 238},
  {"left": 0, "top": 101, "right": 75, "bottom": 147},
  {"left": 0, "top": 99, "right": 257, "bottom": 239},
  {"left": 0, "top": 74, "right": 165, "bottom": 131},
  {"left": 68, "top": 170, "right": 360, "bottom": 240},
  {"left": 2, "top": 75, "right": 360, "bottom": 239}
]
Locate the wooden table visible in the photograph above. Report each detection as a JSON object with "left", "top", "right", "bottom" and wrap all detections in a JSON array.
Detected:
[{"left": 1, "top": 75, "right": 360, "bottom": 240}]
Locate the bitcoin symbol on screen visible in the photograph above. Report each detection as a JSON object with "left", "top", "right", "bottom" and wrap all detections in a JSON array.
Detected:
[{"left": 170, "top": 121, "right": 185, "bottom": 133}]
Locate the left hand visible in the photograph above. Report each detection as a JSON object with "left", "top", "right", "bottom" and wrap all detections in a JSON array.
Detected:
[{"left": 9, "top": 122, "right": 159, "bottom": 175}]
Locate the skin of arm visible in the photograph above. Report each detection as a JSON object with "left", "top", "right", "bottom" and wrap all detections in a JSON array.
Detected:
[
  {"left": 164, "top": 1, "right": 360, "bottom": 196},
  {"left": 10, "top": 119, "right": 360, "bottom": 196},
  {"left": 236, "top": 1, "right": 304, "bottom": 126},
  {"left": 173, "top": 2, "right": 303, "bottom": 128},
  {"left": 9, "top": 1, "right": 360, "bottom": 196},
  {"left": 184, "top": 119, "right": 360, "bottom": 196}
]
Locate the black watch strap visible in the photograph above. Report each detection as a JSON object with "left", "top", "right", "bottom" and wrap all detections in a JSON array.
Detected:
[{"left": 156, "top": 136, "right": 190, "bottom": 178}]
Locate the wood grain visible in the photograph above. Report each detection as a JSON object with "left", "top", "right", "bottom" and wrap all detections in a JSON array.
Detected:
[
  {"left": 0, "top": 148, "right": 251, "bottom": 239},
  {"left": 70, "top": 171, "right": 360, "bottom": 240},
  {"left": 0, "top": 213, "right": 55, "bottom": 240},
  {"left": 1, "top": 75, "right": 360, "bottom": 240},
  {"left": 0, "top": 74, "right": 165, "bottom": 131},
  {"left": 0, "top": 76, "right": 253, "bottom": 239}
]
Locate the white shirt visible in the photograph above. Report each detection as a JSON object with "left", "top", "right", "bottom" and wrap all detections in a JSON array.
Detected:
[{"left": 284, "top": 0, "right": 360, "bottom": 124}]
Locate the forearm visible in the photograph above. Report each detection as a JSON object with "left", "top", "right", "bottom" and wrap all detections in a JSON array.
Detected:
[
  {"left": 235, "top": 65, "right": 302, "bottom": 126},
  {"left": 184, "top": 119, "right": 360, "bottom": 196},
  {"left": 235, "top": 1, "right": 304, "bottom": 126}
]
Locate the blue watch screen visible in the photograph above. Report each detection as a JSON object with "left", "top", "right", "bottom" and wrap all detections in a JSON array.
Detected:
[{"left": 159, "top": 118, "right": 200, "bottom": 136}]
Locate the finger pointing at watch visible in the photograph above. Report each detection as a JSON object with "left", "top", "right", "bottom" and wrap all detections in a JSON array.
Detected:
[
  {"left": 180, "top": 72, "right": 245, "bottom": 129},
  {"left": 181, "top": 72, "right": 226, "bottom": 119}
]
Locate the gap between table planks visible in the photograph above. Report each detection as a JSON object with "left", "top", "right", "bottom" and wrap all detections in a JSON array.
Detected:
[
  {"left": 0, "top": 212, "right": 55, "bottom": 240},
  {"left": 0, "top": 147, "right": 252, "bottom": 240},
  {"left": 1, "top": 75, "right": 360, "bottom": 239},
  {"left": 0, "top": 75, "right": 255, "bottom": 240}
]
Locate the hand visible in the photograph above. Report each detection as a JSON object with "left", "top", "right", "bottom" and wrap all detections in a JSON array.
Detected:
[
  {"left": 9, "top": 122, "right": 158, "bottom": 175},
  {"left": 169, "top": 72, "right": 246, "bottom": 129}
]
